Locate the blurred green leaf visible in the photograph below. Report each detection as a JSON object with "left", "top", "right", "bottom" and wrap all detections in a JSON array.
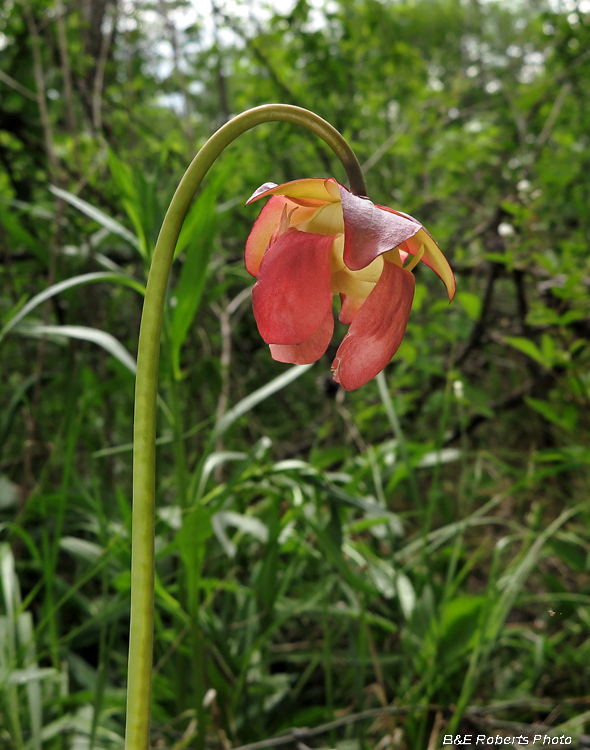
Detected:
[
  {"left": 504, "top": 336, "right": 548, "bottom": 368},
  {"left": 456, "top": 291, "right": 482, "bottom": 321},
  {"left": 168, "top": 180, "right": 219, "bottom": 380}
]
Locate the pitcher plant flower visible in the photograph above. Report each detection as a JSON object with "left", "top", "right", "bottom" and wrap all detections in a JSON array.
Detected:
[
  {"left": 125, "top": 104, "right": 457, "bottom": 750},
  {"left": 245, "top": 178, "right": 455, "bottom": 390}
]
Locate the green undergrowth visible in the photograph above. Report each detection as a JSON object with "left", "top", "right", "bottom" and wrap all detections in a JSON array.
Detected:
[
  {"left": 1, "top": 385, "right": 589, "bottom": 748},
  {"left": 2, "top": 0, "right": 590, "bottom": 746}
]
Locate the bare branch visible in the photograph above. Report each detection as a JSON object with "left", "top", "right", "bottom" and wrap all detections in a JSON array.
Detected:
[{"left": 0, "top": 69, "right": 37, "bottom": 101}]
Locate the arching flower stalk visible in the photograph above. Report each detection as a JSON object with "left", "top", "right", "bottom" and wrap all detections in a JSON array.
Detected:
[{"left": 125, "top": 104, "right": 454, "bottom": 750}]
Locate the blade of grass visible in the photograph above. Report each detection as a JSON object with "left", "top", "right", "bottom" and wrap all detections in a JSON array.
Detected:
[
  {"left": 16, "top": 324, "right": 137, "bottom": 374},
  {"left": 49, "top": 184, "right": 142, "bottom": 253},
  {"left": 447, "top": 503, "right": 583, "bottom": 734},
  {"left": 0, "top": 271, "right": 144, "bottom": 345}
]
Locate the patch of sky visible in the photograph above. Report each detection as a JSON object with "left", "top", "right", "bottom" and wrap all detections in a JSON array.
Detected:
[
  {"left": 519, "top": 49, "right": 545, "bottom": 84},
  {"left": 118, "top": 0, "right": 300, "bottom": 110},
  {"left": 156, "top": 92, "right": 186, "bottom": 114},
  {"left": 548, "top": 0, "right": 590, "bottom": 11},
  {"left": 462, "top": 36, "right": 508, "bottom": 69}
]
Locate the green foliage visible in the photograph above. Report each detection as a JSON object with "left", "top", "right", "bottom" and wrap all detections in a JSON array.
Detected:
[{"left": 1, "top": 0, "right": 590, "bottom": 747}]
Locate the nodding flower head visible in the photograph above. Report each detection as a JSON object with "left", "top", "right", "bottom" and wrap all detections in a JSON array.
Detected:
[{"left": 245, "top": 178, "right": 455, "bottom": 390}]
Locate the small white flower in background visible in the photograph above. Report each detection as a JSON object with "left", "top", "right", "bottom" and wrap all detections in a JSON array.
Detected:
[
  {"left": 203, "top": 688, "right": 216, "bottom": 708},
  {"left": 453, "top": 380, "right": 464, "bottom": 399},
  {"left": 498, "top": 222, "right": 515, "bottom": 237},
  {"left": 517, "top": 179, "right": 531, "bottom": 193}
]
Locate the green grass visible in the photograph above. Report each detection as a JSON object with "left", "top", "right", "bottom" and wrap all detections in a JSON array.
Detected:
[
  {"left": 2, "top": 1, "right": 590, "bottom": 745},
  {"left": 1, "top": 359, "right": 589, "bottom": 748}
]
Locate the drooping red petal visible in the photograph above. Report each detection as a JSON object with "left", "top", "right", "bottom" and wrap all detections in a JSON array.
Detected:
[
  {"left": 246, "top": 195, "right": 292, "bottom": 276},
  {"left": 339, "top": 294, "right": 365, "bottom": 324},
  {"left": 270, "top": 306, "right": 334, "bottom": 364},
  {"left": 332, "top": 260, "right": 415, "bottom": 390},
  {"left": 252, "top": 228, "right": 334, "bottom": 346},
  {"left": 337, "top": 185, "right": 421, "bottom": 272},
  {"left": 377, "top": 206, "right": 456, "bottom": 301}
]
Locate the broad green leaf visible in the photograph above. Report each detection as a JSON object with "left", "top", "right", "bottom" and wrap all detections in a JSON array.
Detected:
[
  {"left": 525, "top": 397, "right": 577, "bottom": 432},
  {"left": 177, "top": 505, "right": 213, "bottom": 572},
  {"left": 168, "top": 183, "right": 218, "bottom": 379},
  {"left": 504, "top": 336, "right": 547, "bottom": 367},
  {"left": 541, "top": 333, "right": 556, "bottom": 366},
  {"left": 456, "top": 291, "right": 482, "bottom": 321},
  {"left": 437, "top": 595, "right": 486, "bottom": 665},
  {"left": 107, "top": 149, "right": 150, "bottom": 256}
]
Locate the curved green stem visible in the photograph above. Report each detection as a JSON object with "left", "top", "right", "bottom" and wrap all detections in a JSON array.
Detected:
[{"left": 126, "top": 104, "right": 365, "bottom": 750}]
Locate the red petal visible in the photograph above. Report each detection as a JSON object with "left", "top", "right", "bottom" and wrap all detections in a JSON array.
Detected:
[
  {"left": 337, "top": 185, "right": 421, "bottom": 271},
  {"left": 332, "top": 260, "right": 415, "bottom": 390},
  {"left": 339, "top": 294, "right": 365, "bottom": 324},
  {"left": 245, "top": 195, "right": 292, "bottom": 276},
  {"left": 253, "top": 228, "right": 334, "bottom": 346},
  {"left": 270, "top": 307, "right": 334, "bottom": 364}
]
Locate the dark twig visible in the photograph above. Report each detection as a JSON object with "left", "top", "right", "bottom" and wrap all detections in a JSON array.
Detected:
[
  {"left": 229, "top": 698, "right": 590, "bottom": 750},
  {"left": 230, "top": 705, "right": 429, "bottom": 750},
  {"left": 212, "top": 6, "right": 334, "bottom": 176},
  {"left": 512, "top": 268, "right": 530, "bottom": 335},
  {"left": 444, "top": 380, "right": 534, "bottom": 445},
  {"left": 454, "top": 261, "right": 502, "bottom": 368}
]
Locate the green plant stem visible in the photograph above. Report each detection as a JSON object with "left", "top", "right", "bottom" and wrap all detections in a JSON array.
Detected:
[{"left": 126, "top": 104, "right": 366, "bottom": 750}]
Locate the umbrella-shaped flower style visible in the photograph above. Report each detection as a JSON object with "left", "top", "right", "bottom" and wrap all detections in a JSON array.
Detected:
[{"left": 245, "top": 178, "right": 455, "bottom": 391}]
